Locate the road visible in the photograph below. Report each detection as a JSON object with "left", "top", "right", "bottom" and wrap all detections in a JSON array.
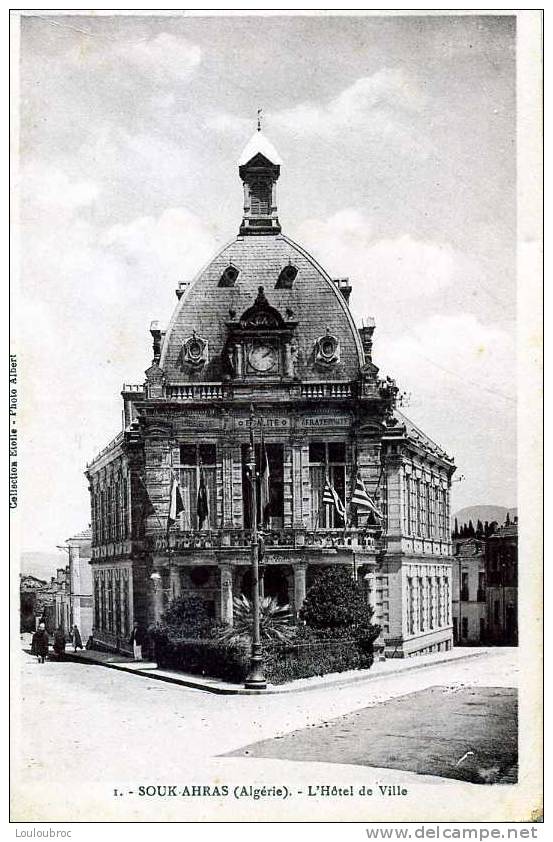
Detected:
[{"left": 12, "top": 645, "right": 523, "bottom": 822}]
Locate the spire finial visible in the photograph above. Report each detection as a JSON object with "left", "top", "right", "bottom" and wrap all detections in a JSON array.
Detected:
[{"left": 257, "top": 107, "right": 263, "bottom": 132}]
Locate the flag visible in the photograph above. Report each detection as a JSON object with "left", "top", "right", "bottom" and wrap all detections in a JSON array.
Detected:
[
  {"left": 197, "top": 463, "right": 209, "bottom": 529},
  {"left": 168, "top": 472, "right": 185, "bottom": 526},
  {"left": 351, "top": 472, "right": 383, "bottom": 519},
  {"left": 259, "top": 431, "right": 271, "bottom": 527},
  {"left": 322, "top": 475, "right": 346, "bottom": 521}
]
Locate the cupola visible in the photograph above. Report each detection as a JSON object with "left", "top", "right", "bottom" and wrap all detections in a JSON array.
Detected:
[{"left": 238, "top": 125, "right": 282, "bottom": 236}]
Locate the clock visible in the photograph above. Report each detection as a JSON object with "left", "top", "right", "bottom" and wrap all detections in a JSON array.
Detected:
[{"left": 248, "top": 342, "right": 277, "bottom": 373}]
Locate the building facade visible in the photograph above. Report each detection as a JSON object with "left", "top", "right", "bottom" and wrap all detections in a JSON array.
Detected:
[
  {"left": 65, "top": 528, "right": 94, "bottom": 641},
  {"left": 485, "top": 522, "right": 518, "bottom": 645},
  {"left": 451, "top": 537, "right": 487, "bottom": 644},
  {"left": 85, "top": 131, "right": 456, "bottom": 658}
]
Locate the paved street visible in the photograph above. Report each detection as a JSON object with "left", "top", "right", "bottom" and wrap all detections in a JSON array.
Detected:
[
  {"left": 226, "top": 685, "right": 517, "bottom": 784},
  {"left": 12, "top": 645, "right": 522, "bottom": 822}
]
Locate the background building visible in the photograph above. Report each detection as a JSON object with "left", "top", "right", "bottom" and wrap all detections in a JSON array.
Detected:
[
  {"left": 85, "top": 131, "right": 456, "bottom": 658},
  {"left": 66, "top": 528, "right": 93, "bottom": 641},
  {"left": 486, "top": 521, "right": 518, "bottom": 645},
  {"left": 451, "top": 537, "right": 487, "bottom": 644}
]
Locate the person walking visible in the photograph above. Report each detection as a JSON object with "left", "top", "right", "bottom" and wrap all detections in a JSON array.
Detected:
[
  {"left": 53, "top": 627, "right": 66, "bottom": 659},
  {"left": 129, "top": 621, "right": 145, "bottom": 661},
  {"left": 31, "top": 623, "right": 49, "bottom": 663},
  {"left": 72, "top": 624, "right": 83, "bottom": 652}
]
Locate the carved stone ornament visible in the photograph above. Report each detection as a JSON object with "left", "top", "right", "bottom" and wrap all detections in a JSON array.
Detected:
[
  {"left": 314, "top": 332, "right": 340, "bottom": 366},
  {"left": 180, "top": 332, "right": 208, "bottom": 369}
]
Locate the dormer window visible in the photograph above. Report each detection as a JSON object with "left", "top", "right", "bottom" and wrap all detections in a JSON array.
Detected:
[
  {"left": 218, "top": 265, "right": 239, "bottom": 287},
  {"left": 276, "top": 264, "right": 298, "bottom": 289}
]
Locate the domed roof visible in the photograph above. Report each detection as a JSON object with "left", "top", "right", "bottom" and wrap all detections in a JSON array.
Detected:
[
  {"left": 238, "top": 129, "right": 282, "bottom": 166},
  {"left": 159, "top": 233, "right": 363, "bottom": 383}
]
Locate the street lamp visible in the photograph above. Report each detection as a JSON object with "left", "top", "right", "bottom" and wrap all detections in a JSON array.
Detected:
[{"left": 244, "top": 404, "right": 267, "bottom": 690}]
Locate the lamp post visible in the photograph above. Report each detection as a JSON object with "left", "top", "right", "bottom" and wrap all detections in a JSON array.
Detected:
[{"left": 244, "top": 404, "right": 266, "bottom": 690}]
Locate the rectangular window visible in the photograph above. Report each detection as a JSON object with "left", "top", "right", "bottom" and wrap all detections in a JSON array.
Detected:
[
  {"left": 424, "top": 484, "right": 429, "bottom": 537},
  {"left": 177, "top": 443, "right": 218, "bottom": 529},
  {"left": 428, "top": 577, "right": 434, "bottom": 629},
  {"left": 416, "top": 480, "right": 422, "bottom": 537},
  {"left": 241, "top": 443, "right": 284, "bottom": 529},
  {"left": 418, "top": 577, "right": 425, "bottom": 631},
  {"left": 462, "top": 617, "right": 468, "bottom": 638},
  {"left": 308, "top": 441, "right": 346, "bottom": 529},
  {"left": 477, "top": 571, "right": 486, "bottom": 601},
  {"left": 406, "top": 577, "right": 414, "bottom": 634},
  {"left": 461, "top": 571, "right": 469, "bottom": 602}
]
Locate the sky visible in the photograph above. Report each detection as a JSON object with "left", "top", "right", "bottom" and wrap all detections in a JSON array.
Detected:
[{"left": 16, "top": 12, "right": 517, "bottom": 552}]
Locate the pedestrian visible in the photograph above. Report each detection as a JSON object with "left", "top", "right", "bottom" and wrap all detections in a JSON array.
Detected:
[
  {"left": 31, "top": 622, "right": 49, "bottom": 663},
  {"left": 72, "top": 624, "right": 83, "bottom": 652},
  {"left": 53, "top": 627, "right": 66, "bottom": 659},
  {"left": 129, "top": 621, "right": 145, "bottom": 661},
  {"left": 85, "top": 635, "right": 94, "bottom": 650}
]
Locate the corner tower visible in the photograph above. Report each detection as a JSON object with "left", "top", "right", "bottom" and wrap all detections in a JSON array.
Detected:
[{"left": 238, "top": 128, "right": 282, "bottom": 235}]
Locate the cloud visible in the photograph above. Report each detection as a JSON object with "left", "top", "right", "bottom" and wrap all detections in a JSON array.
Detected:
[
  {"left": 122, "top": 33, "right": 201, "bottom": 81},
  {"left": 19, "top": 161, "right": 219, "bottom": 549},
  {"left": 377, "top": 313, "right": 517, "bottom": 508},
  {"left": 66, "top": 31, "right": 201, "bottom": 84},
  {"left": 294, "top": 208, "right": 460, "bottom": 305},
  {"left": 209, "top": 69, "right": 427, "bottom": 139}
]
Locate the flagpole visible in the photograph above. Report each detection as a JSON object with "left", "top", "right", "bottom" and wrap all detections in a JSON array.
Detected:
[{"left": 245, "top": 403, "right": 266, "bottom": 690}]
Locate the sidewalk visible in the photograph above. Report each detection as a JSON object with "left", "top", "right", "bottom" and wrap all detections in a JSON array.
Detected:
[{"left": 43, "top": 642, "right": 491, "bottom": 695}]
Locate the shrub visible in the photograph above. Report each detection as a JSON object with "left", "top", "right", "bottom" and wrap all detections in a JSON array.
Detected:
[
  {"left": 152, "top": 629, "right": 251, "bottom": 683},
  {"left": 300, "top": 566, "right": 380, "bottom": 643},
  {"left": 264, "top": 638, "right": 374, "bottom": 684},
  {"left": 161, "top": 595, "right": 215, "bottom": 638}
]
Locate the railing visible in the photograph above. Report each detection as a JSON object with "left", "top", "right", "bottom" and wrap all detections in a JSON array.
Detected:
[
  {"left": 122, "top": 384, "right": 145, "bottom": 393},
  {"left": 166, "top": 384, "right": 224, "bottom": 401},
  {"left": 301, "top": 383, "right": 354, "bottom": 399},
  {"left": 149, "top": 527, "right": 385, "bottom": 554},
  {"left": 87, "top": 431, "right": 125, "bottom": 467}
]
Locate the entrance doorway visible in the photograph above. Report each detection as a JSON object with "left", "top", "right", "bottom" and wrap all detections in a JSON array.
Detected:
[{"left": 240, "top": 565, "right": 290, "bottom": 606}]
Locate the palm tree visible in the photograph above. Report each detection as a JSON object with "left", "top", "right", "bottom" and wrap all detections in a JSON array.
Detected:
[{"left": 216, "top": 594, "right": 295, "bottom": 646}]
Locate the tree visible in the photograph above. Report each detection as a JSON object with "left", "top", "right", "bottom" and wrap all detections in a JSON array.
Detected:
[
  {"left": 476, "top": 519, "right": 484, "bottom": 538},
  {"left": 216, "top": 595, "right": 295, "bottom": 645},
  {"left": 505, "top": 511, "right": 511, "bottom": 526},
  {"left": 299, "top": 566, "right": 380, "bottom": 642},
  {"left": 453, "top": 517, "right": 459, "bottom": 539},
  {"left": 468, "top": 520, "right": 475, "bottom": 537}
]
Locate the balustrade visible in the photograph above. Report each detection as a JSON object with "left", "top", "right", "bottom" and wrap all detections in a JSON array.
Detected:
[{"left": 149, "top": 526, "right": 384, "bottom": 553}]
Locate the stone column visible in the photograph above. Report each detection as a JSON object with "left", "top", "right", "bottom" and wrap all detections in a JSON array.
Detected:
[
  {"left": 294, "top": 563, "right": 307, "bottom": 615},
  {"left": 169, "top": 565, "right": 181, "bottom": 600},
  {"left": 220, "top": 564, "right": 233, "bottom": 626},
  {"left": 152, "top": 572, "right": 165, "bottom": 623}
]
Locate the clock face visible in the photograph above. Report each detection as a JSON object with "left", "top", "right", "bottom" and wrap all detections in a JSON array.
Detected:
[{"left": 248, "top": 343, "right": 277, "bottom": 373}]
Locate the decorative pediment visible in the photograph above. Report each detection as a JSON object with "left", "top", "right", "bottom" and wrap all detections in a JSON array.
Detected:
[{"left": 238, "top": 286, "right": 285, "bottom": 330}]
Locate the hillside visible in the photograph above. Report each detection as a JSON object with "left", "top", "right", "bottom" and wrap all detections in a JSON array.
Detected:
[
  {"left": 453, "top": 505, "right": 517, "bottom": 528},
  {"left": 20, "top": 551, "right": 67, "bottom": 581}
]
